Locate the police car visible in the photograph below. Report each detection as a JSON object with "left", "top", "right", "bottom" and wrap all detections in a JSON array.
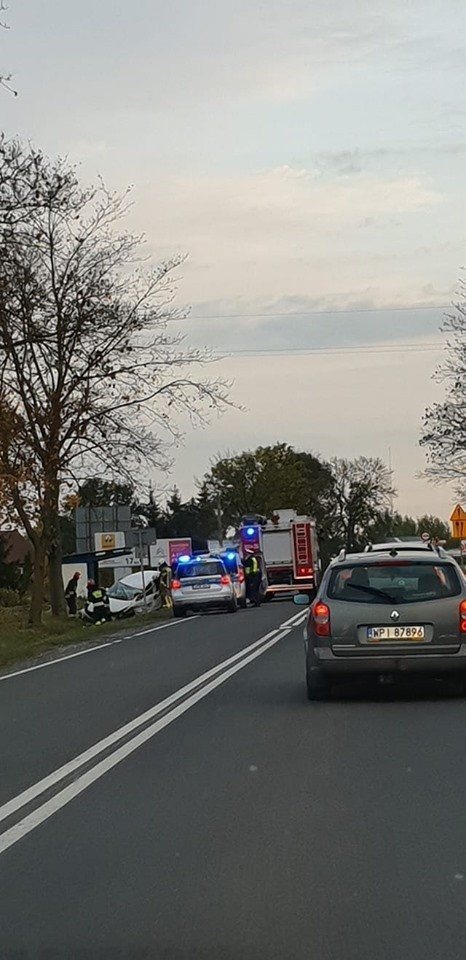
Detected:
[{"left": 171, "top": 554, "right": 238, "bottom": 616}]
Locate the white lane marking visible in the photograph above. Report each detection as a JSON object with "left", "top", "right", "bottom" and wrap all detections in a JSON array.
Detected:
[
  {"left": 0, "top": 618, "right": 189, "bottom": 683},
  {"left": 129, "top": 617, "right": 199, "bottom": 638},
  {"left": 0, "top": 626, "right": 282, "bottom": 825},
  {"left": 285, "top": 613, "right": 307, "bottom": 627},
  {"left": 0, "top": 628, "right": 291, "bottom": 856},
  {"left": 280, "top": 609, "right": 309, "bottom": 628}
]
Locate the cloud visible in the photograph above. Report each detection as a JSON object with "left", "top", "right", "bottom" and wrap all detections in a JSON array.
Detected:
[
  {"left": 133, "top": 164, "right": 442, "bottom": 307},
  {"left": 10, "top": 0, "right": 461, "bottom": 112}
]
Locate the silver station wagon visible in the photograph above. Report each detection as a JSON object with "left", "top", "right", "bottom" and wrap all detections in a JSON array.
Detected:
[{"left": 294, "top": 544, "right": 466, "bottom": 699}]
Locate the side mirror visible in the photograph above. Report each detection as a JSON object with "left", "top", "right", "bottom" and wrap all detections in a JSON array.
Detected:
[{"left": 293, "top": 594, "right": 310, "bottom": 606}]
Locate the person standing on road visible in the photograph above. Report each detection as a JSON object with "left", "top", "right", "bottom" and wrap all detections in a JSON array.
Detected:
[
  {"left": 159, "top": 561, "right": 172, "bottom": 609},
  {"left": 64, "top": 571, "right": 81, "bottom": 617},
  {"left": 244, "top": 554, "right": 261, "bottom": 607}
]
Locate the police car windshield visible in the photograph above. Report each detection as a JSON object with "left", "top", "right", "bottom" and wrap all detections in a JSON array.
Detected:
[{"left": 177, "top": 561, "right": 225, "bottom": 578}]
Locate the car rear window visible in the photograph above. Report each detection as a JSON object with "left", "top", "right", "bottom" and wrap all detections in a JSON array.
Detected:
[
  {"left": 177, "top": 561, "right": 225, "bottom": 579},
  {"left": 327, "top": 561, "right": 462, "bottom": 604}
]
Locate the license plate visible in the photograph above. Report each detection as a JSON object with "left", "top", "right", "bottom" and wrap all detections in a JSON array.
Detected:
[
  {"left": 192, "top": 584, "right": 209, "bottom": 590},
  {"left": 367, "top": 625, "right": 425, "bottom": 641}
]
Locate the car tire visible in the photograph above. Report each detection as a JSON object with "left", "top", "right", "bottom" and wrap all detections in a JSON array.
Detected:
[
  {"left": 306, "top": 664, "right": 331, "bottom": 701},
  {"left": 228, "top": 600, "right": 238, "bottom": 613},
  {"left": 173, "top": 608, "right": 186, "bottom": 619},
  {"left": 239, "top": 597, "right": 247, "bottom": 609}
]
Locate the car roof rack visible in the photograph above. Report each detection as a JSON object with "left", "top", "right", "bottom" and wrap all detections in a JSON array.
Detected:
[{"left": 363, "top": 542, "right": 451, "bottom": 559}]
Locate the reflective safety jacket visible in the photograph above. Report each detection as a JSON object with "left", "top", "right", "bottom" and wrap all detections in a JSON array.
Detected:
[
  {"left": 245, "top": 556, "right": 260, "bottom": 576},
  {"left": 89, "top": 588, "right": 107, "bottom": 607}
]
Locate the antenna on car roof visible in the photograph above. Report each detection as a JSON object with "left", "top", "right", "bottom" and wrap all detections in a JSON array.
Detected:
[
  {"left": 365, "top": 543, "right": 373, "bottom": 552},
  {"left": 337, "top": 548, "right": 346, "bottom": 562}
]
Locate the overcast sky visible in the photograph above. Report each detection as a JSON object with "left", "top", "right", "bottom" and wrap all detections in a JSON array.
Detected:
[{"left": 2, "top": 0, "right": 466, "bottom": 517}]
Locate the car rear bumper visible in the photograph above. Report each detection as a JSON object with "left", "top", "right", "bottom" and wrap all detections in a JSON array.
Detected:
[
  {"left": 314, "top": 643, "right": 466, "bottom": 675},
  {"left": 173, "top": 596, "right": 232, "bottom": 612}
]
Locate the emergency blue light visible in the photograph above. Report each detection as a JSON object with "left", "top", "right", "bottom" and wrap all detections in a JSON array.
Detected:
[
  {"left": 246, "top": 527, "right": 255, "bottom": 537},
  {"left": 227, "top": 552, "right": 236, "bottom": 560},
  {"left": 178, "top": 555, "right": 191, "bottom": 563}
]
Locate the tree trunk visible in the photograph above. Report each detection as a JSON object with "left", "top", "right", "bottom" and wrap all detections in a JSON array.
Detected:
[
  {"left": 28, "top": 537, "right": 47, "bottom": 626},
  {"left": 48, "top": 539, "right": 65, "bottom": 617},
  {"left": 44, "top": 472, "right": 65, "bottom": 617},
  {"left": 47, "top": 495, "right": 66, "bottom": 618}
]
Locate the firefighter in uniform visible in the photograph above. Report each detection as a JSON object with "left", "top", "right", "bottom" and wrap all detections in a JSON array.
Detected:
[
  {"left": 159, "top": 562, "right": 172, "bottom": 609},
  {"left": 86, "top": 580, "right": 111, "bottom": 623},
  {"left": 244, "top": 553, "right": 261, "bottom": 607},
  {"left": 65, "top": 571, "right": 81, "bottom": 617}
]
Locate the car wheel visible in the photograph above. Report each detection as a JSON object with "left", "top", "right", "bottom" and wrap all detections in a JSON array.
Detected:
[
  {"left": 306, "top": 664, "right": 331, "bottom": 701},
  {"left": 239, "top": 598, "right": 247, "bottom": 609},
  {"left": 228, "top": 600, "right": 238, "bottom": 613}
]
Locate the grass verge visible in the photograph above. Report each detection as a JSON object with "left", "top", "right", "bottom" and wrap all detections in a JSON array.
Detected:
[{"left": 0, "top": 604, "right": 173, "bottom": 671}]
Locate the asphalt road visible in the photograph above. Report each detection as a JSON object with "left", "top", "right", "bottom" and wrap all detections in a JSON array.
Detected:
[{"left": 1, "top": 602, "right": 466, "bottom": 959}]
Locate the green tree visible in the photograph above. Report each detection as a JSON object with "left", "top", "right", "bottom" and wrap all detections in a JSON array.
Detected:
[
  {"left": 329, "top": 457, "right": 395, "bottom": 552},
  {"left": 199, "top": 443, "right": 334, "bottom": 531},
  {"left": 416, "top": 514, "right": 451, "bottom": 543},
  {"left": 75, "top": 479, "right": 136, "bottom": 508},
  {"left": 136, "top": 484, "right": 164, "bottom": 532},
  {"left": 364, "top": 511, "right": 418, "bottom": 545}
]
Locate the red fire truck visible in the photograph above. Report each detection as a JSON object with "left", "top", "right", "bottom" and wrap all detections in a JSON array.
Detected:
[{"left": 239, "top": 509, "right": 321, "bottom": 599}]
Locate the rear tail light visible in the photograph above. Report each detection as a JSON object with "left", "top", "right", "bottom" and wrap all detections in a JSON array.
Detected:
[
  {"left": 221, "top": 575, "right": 231, "bottom": 586},
  {"left": 238, "top": 570, "right": 245, "bottom": 583},
  {"left": 298, "top": 566, "right": 313, "bottom": 577},
  {"left": 171, "top": 580, "right": 181, "bottom": 590},
  {"left": 460, "top": 600, "right": 466, "bottom": 634},
  {"left": 312, "top": 601, "right": 331, "bottom": 637}
]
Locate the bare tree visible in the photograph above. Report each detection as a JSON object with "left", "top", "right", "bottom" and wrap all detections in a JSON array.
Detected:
[
  {"left": 0, "top": 139, "right": 230, "bottom": 624},
  {"left": 0, "top": 2, "right": 17, "bottom": 96},
  {"left": 329, "top": 456, "right": 395, "bottom": 551},
  {"left": 420, "top": 291, "right": 466, "bottom": 498}
]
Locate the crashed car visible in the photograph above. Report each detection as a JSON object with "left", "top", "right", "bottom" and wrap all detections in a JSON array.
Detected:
[{"left": 106, "top": 571, "right": 161, "bottom": 618}]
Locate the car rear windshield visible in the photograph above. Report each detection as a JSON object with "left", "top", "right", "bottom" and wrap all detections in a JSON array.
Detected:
[
  {"left": 177, "top": 561, "right": 225, "bottom": 579},
  {"left": 327, "top": 561, "right": 462, "bottom": 604}
]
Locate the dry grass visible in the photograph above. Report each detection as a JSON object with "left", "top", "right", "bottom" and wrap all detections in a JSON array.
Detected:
[{"left": 0, "top": 604, "right": 171, "bottom": 670}]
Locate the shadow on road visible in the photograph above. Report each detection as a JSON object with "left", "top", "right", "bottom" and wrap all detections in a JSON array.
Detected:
[{"left": 327, "top": 675, "right": 465, "bottom": 702}]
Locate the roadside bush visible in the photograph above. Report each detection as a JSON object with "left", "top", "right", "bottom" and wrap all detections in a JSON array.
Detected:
[{"left": 0, "top": 587, "right": 21, "bottom": 607}]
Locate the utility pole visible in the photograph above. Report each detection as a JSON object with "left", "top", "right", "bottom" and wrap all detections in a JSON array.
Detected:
[{"left": 138, "top": 529, "right": 148, "bottom": 613}]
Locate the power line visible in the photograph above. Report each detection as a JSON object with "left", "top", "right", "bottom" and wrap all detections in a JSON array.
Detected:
[
  {"left": 190, "top": 303, "right": 451, "bottom": 321},
  {"left": 215, "top": 340, "right": 443, "bottom": 359}
]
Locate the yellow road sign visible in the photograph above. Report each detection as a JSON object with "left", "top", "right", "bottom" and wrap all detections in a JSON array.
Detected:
[
  {"left": 450, "top": 504, "right": 466, "bottom": 522},
  {"left": 451, "top": 519, "right": 466, "bottom": 539}
]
